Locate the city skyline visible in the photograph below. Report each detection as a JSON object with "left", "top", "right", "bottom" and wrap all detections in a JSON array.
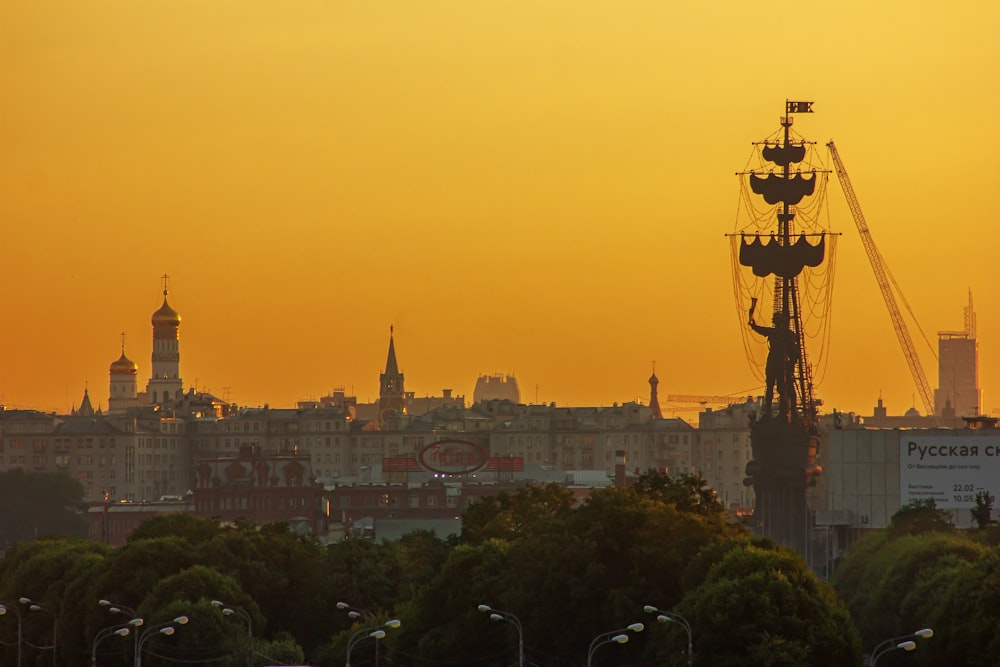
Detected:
[{"left": 1, "top": 2, "right": 997, "bottom": 416}]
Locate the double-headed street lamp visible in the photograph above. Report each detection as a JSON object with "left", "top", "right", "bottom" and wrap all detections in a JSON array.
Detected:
[
  {"left": 870, "top": 628, "right": 933, "bottom": 666},
  {"left": 98, "top": 599, "right": 139, "bottom": 621},
  {"left": 477, "top": 604, "right": 524, "bottom": 667},
  {"left": 345, "top": 619, "right": 400, "bottom": 667},
  {"left": 135, "top": 616, "right": 188, "bottom": 667},
  {"left": 98, "top": 600, "right": 143, "bottom": 666},
  {"left": 19, "top": 598, "right": 57, "bottom": 667},
  {"left": 586, "top": 622, "right": 644, "bottom": 667},
  {"left": 91, "top": 621, "right": 139, "bottom": 667},
  {"left": 644, "top": 604, "right": 693, "bottom": 667},
  {"left": 336, "top": 601, "right": 375, "bottom": 623},
  {"left": 211, "top": 600, "right": 254, "bottom": 667},
  {"left": 0, "top": 600, "right": 24, "bottom": 667}
]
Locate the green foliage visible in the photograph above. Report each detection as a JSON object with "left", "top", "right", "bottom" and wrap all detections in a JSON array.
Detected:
[
  {"left": 631, "top": 469, "right": 728, "bottom": 516},
  {"left": 126, "top": 511, "right": 224, "bottom": 544},
  {"left": 0, "top": 469, "right": 87, "bottom": 549},
  {"left": 0, "top": 479, "right": 877, "bottom": 667},
  {"left": 459, "top": 482, "right": 574, "bottom": 545},
  {"left": 888, "top": 498, "right": 954, "bottom": 537},
  {"left": 676, "top": 542, "right": 862, "bottom": 667},
  {"left": 971, "top": 490, "right": 996, "bottom": 529},
  {"left": 254, "top": 632, "right": 306, "bottom": 667},
  {"left": 832, "top": 531, "right": 984, "bottom": 653},
  {"left": 925, "top": 548, "right": 1000, "bottom": 666}
]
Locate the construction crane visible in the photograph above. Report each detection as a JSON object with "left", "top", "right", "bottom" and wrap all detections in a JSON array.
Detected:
[
  {"left": 827, "top": 141, "right": 935, "bottom": 415},
  {"left": 666, "top": 394, "right": 753, "bottom": 406}
]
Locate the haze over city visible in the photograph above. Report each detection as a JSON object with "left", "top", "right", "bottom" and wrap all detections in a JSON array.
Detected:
[{"left": 1, "top": 2, "right": 997, "bottom": 416}]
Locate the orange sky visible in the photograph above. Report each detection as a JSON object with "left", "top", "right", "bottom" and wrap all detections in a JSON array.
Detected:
[{"left": 1, "top": 2, "right": 998, "bottom": 417}]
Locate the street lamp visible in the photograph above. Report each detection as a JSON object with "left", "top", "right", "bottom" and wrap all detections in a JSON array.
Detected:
[
  {"left": 211, "top": 600, "right": 254, "bottom": 667},
  {"left": 19, "top": 598, "right": 57, "bottom": 667},
  {"left": 91, "top": 623, "right": 134, "bottom": 667},
  {"left": 0, "top": 600, "right": 23, "bottom": 667},
  {"left": 644, "top": 604, "right": 693, "bottom": 667},
  {"left": 345, "top": 619, "right": 401, "bottom": 667},
  {"left": 336, "top": 602, "right": 375, "bottom": 622},
  {"left": 477, "top": 604, "right": 524, "bottom": 667},
  {"left": 99, "top": 600, "right": 143, "bottom": 667},
  {"left": 870, "top": 628, "right": 933, "bottom": 666},
  {"left": 135, "top": 615, "right": 188, "bottom": 667},
  {"left": 587, "top": 622, "right": 644, "bottom": 667},
  {"left": 99, "top": 599, "right": 139, "bottom": 620}
]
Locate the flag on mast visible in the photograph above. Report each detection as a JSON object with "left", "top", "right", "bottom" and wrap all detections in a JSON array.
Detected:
[{"left": 786, "top": 101, "right": 814, "bottom": 113}]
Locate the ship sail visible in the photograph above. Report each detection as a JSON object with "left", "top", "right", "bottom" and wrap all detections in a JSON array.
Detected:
[{"left": 739, "top": 232, "right": 825, "bottom": 278}]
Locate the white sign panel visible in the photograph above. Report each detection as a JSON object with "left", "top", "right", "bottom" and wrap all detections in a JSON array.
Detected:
[{"left": 900, "top": 435, "right": 1000, "bottom": 509}]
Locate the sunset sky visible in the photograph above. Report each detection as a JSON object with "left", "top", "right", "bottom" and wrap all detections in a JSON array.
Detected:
[{"left": 1, "top": 2, "right": 997, "bottom": 418}]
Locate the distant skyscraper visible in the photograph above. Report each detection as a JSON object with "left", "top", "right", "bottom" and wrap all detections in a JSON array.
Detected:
[
  {"left": 146, "top": 275, "right": 184, "bottom": 405},
  {"left": 935, "top": 291, "right": 980, "bottom": 417},
  {"left": 473, "top": 374, "right": 520, "bottom": 404}
]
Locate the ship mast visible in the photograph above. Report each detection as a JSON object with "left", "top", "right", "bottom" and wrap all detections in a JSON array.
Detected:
[{"left": 776, "top": 112, "right": 817, "bottom": 430}]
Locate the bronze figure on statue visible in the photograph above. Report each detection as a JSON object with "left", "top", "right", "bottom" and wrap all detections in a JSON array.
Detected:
[{"left": 748, "top": 297, "right": 799, "bottom": 419}]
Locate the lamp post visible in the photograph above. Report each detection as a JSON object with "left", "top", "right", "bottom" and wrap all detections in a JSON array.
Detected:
[
  {"left": 477, "top": 604, "right": 524, "bottom": 667},
  {"left": 345, "top": 619, "right": 400, "bottom": 667},
  {"left": 98, "top": 599, "right": 139, "bottom": 621},
  {"left": 99, "top": 599, "right": 142, "bottom": 667},
  {"left": 19, "top": 598, "right": 57, "bottom": 667},
  {"left": 0, "top": 600, "right": 23, "bottom": 667},
  {"left": 870, "top": 628, "right": 933, "bottom": 666},
  {"left": 586, "top": 623, "right": 644, "bottom": 667},
  {"left": 211, "top": 600, "right": 253, "bottom": 667},
  {"left": 135, "top": 616, "right": 188, "bottom": 667},
  {"left": 336, "top": 602, "right": 380, "bottom": 666},
  {"left": 644, "top": 604, "right": 693, "bottom": 667},
  {"left": 91, "top": 623, "right": 133, "bottom": 667}
]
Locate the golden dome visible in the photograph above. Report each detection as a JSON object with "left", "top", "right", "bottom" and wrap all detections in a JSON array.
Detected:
[
  {"left": 152, "top": 295, "right": 181, "bottom": 327},
  {"left": 110, "top": 352, "right": 138, "bottom": 375}
]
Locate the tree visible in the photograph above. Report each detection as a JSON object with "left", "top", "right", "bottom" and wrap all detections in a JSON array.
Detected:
[
  {"left": 971, "top": 490, "right": 996, "bottom": 529},
  {"left": 631, "top": 469, "right": 728, "bottom": 516},
  {"left": 677, "top": 542, "right": 861, "bottom": 667},
  {"left": 0, "top": 470, "right": 87, "bottom": 550},
  {"left": 888, "top": 499, "right": 953, "bottom": 537},
  {"left": 377, "top": 539, "right": 513, "bottom": 667},
  {"left": 925, "top": 548, "right": 1000, "bottom": 667},
  {"left": 126, "top": 512, "right": 224, "bottom": 544},
  {"left": 459, "top": 482, "right": 574, "bottom": 546}
]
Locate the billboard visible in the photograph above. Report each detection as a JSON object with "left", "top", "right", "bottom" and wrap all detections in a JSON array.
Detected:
[{"left": 900, "top": 435, "right": 1000, "bottom": 509}]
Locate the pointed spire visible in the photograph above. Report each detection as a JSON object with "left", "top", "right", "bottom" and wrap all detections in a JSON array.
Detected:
[
  {"left": 385, "top": 325, "right": 399, "bottom": 376},
  {"left": 78, "top": 384, "right": 95, "bottom": 416}
]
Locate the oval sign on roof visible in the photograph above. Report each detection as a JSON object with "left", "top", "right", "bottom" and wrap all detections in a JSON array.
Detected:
[{"left": 418, "top": 439, "right": 489, "bottom": 475}]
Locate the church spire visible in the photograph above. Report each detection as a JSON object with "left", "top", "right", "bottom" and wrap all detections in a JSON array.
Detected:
[
  {"left": 385, "top": 325, "right": 399, "bottom": 376},
  {"left": 649, "top": 362, "right": 663, "bottom": 420},
  {"left": 378, "top": 325, "right": 405, "bottom": 419},
  {"left": 78, "top": 383, "right": 95, "bottom": 417}
]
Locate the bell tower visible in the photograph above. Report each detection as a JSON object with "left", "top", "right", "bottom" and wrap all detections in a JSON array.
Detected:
[
  {"left": 146, "top": 274, "right": 183, "bottom": 405},
  {"left": 109, "top": 332, "right": 138, "bottom": 414}
]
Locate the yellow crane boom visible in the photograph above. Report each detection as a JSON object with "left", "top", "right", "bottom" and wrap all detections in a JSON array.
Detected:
[
  {"left": 666, "top": 394, "right": 750, "bottom": 405},
  {"left": 827, "top": 141, "right": 935, "bottom": 415}
]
